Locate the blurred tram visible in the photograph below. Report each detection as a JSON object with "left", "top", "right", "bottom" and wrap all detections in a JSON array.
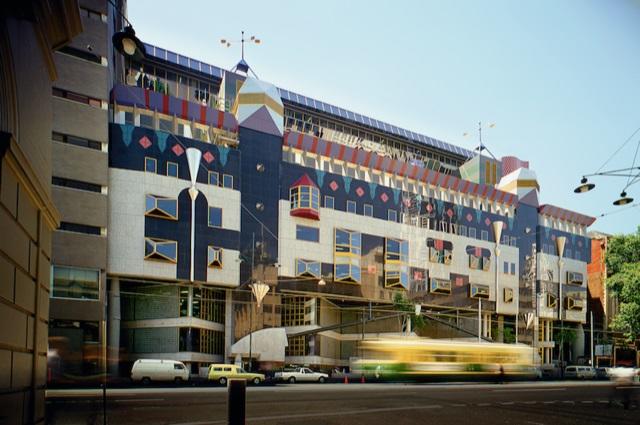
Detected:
[{"left": 352, "top": 337, "right": 539, "bottom": 381}]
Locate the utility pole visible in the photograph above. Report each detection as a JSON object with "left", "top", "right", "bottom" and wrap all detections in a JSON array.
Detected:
[{"left": 590, "top": 310, "right": 594, "bottom": 367}]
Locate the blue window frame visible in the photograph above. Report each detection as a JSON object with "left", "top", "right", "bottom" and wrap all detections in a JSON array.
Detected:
[
  {"left": 296, "top": 225, "right": 319, "bottom": 242},
  {"left": 387, "top": 209, "right": 398, "bottom": 222},
  {"left": 363, "top": 204, "right": 373, "bottom": 217},
  {"left": 208, "top": 206, "right": 222, "bottom": 227},
  {"left": 145, "top": 157, "right": 157, "bottom": 173},
  {"left": 347, "top": 200, "right": 356, "bottom": 214},
  {"left": 167, "top": 161, "right": 178, "bottom": 177},
  {"left": 208, "top": 171, "right": 219, "bottom": 186},
  {"left": 324, "top": 196, "right": 334, "bottom": 209},
  {"left": 223, "top": 174, "right": 233, "bottom": 189}
]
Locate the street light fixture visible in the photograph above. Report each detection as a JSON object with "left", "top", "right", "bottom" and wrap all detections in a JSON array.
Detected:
[
  {"left": 112, "top": 25, "right": 146, "bottom": 60},
  {"left": 613, "top": 191, "right": 634, "bottom": 206},
  {"left": 247, "top": 281, "right": 269, "bottom": 372},
  {"left": 573, "top": 177, "right": 595, "bottom": 194}
]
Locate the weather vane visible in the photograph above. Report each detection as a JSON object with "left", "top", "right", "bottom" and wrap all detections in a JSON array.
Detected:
[{"left": 220, "top": 30, "right": 261, "bottom": 78}]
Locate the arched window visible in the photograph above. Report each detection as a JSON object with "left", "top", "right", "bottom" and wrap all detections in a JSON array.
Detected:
[{"left": 289, "top": 174, "right": 320, "bottom": 220}]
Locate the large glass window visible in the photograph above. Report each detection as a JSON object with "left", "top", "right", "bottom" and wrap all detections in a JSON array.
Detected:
[
  {"left": 208, "top": 207, "right": 223, "bottom": 228},
  {"left": 145, "top": 195, "right": 178, "bottom": 220},
  {"left": 208, "top": 246, "right": 222, "bottom": 268},
  {"left": 334, "top": 228, "right": 361, "bottom": 283},
  {"left": 296, "top": 225, "right": 319, "bottom": 242},
  {"left": 346, "top": 200, "right": 356, "bottom": 214},
  {"left": 296, "top": 259, "right": 321, "bottom": 278},
  {"left": 223, "top": 174, "right": 234, "bottom": 189},
  {"left": 384, "top": 238, "right": 409, "bottom": 289},
  {"left": 428, "top": 238, "right": 453, "bottom": 265},
  {"left": 51, "top": 266, "right": 100, "bottom": 300},
  {"left": 144, "top": 238, "right": 178, "bottom": 263},
  {"left": 290, "top": 185, "right": 320, "bottom": 211}
]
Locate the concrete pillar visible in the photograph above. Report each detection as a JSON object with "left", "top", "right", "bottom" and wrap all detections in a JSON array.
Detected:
[
  {"left": 573, "top": 324, "right": 585, "bottom": 362},
  {"left": 224, "top": 289, "right": 234, "bottom": 361},
  {"left": 497, "top": 316, "right": 504, "bottom": 342},
  {"left": 108, "top": 277, "right": 121, "bottom": 376}
]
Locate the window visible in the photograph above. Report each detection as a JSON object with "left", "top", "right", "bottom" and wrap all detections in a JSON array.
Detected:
[
  {"left": 159, "top": 118, "right": 173, "bottom": 132},
  {"left": 52, "top": 132, "right": 101, "bottom": 150},
  {"left": 567, "top": 271, "right": 584, "bottom": 285},
  {"left": 566, "top": 296, "right": 584, "bottom": 311},
  {"left": 296, "top": 259, "right": 321, "bottom": 278},
  {"left": 388, "top": 209, "right": 398, "bottom": 222},
  {"left": 546, "top": 293, "right": 557, "bottom": 309},
  {"left": 503, "top": 261, "right": 509, "bottom": 274},
  {"left": 59, "top": 222, "right": 101, "bottom": 235},
  {"left": 208, "top": 207, "right": 223, "bottom": 228},
  {"left": 510, "top": 263, "right": 516, "bottom": 275},
  {"left": 51, "top": 266, "right": 100, "bottom": 300},
  {"left": 565, "top": 249, "right": 572, "bottom": 259},
  {"left": 296, "top": 225, "right": 319, "bottom": 242},
  {"left": 58, "top": 45, "right": 102, "bottom": 64},
  {"left": 52, "top": 87, "right": 102, "bottom": 108},
  {"left": 504, "top": 287, "right": 514, "bottom": 303},
  {"left": 481, "top": 230, "right": 489, "bottom": 241},
  {"left": 52, "top": 177, "right": 101, "bottom": 193},
  {"left": 334, "top": 228, "right": 361, "bottom": 283},
  {"left": 223, "top": 174, "right": 233, "bottom": 189},
  {"left": 458, "top": 225, "right": 467, "bottom": 237},
  {"left": 468, "top": 227, "right": 477, "bottom": 239},
  {"left": 467, "top": 246, "right": 491, "bottom": 271},
  {"left": 469, "top": 283, "right": 490, "bottom": 299},
  {"left": 324, "top": 196, "right": 334, "bottom": 209},
  {"left": 140, "top": 114, "right": 154, "bottom": 129},
  {"left": 347, "top": 200, "right": 356, "bottom": 214},
  {"left": 510, "top": 237, "right": 517, "bottom": 247},
  {"left": 208, "top": 171, "right": 219, "bottom": 186},
  {"left": 145, "top": 157, "right": 157, "bottom": 173},
  {"left": 208, "top": 246, "right": 223, "bottom": 268},
  {"left": 430, "top": 278, "right": 451, "bottom": 295},
  {"left": 145, "top": 195, "right": 178, "bottom": 220},
  {"left": 428, "top": 239, "right": 453, "bottom": 265},
  {"left": 144, "top": 238, "right": 178, "bottom": 263},
  {"left": 166, "top": 162, "right": 178, "bottom": 177},
  {"left": 290, "top": 185, "right": 320, "bottom": 212},
  {"left": 385, "top": 238, "right": 409, "bottom": 289},
  {"left": 363, "top": 204, "right": 373, "bottom": 217},
  {"left": 501, "top": 235, "right": 509, "bottom": 245}
]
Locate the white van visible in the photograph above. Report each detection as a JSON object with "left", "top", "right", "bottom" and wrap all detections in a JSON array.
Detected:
[
  {"left": 131, "top": 359, "right": 190, "bottom": 384},
  {"left": 564, "top": 365, "right": 595, "bottom": 380}
]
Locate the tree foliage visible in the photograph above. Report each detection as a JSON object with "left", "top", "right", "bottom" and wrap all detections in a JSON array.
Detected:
[
  {"left": 393, "top": 292, "right": 426, "bottom": 330},
  {"left": 606, "top": 227, "right": 640, "bottom": 343}
]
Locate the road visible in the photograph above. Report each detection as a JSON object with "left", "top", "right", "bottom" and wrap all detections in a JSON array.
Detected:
[{"left": 46, "top": 381, "right": 639, "bottom": 425}]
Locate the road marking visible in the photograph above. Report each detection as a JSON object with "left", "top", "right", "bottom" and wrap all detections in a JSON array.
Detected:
[
  {"left": 450, "top": 403, "right": 466, "bottom": 407},
  {"left": 597, "top": 400, "right": 608, "bottom": 404},
  {"left": 114, "top": 398, "right": 164, "bottom": 403},
  {"left": 477, "top": 403, "right": 491, "bottom": 406},
  {"left": 171, "top": 404, "right": 444, "bottom": 425},
  {"left": 500, "top": 402, "right": 515, "bottom": 405},
  {"left": 525, "top": 421, "right": 545, "bottom": 425},
  {"left": 561, "top": 400, "right": 574, "bottom": 404},
  {"left": 522, "top": 401, "right": 537, "bottom": 404},
  {"left": 492, "top": 388, "right": 566, "bottom": 393},
  {"left": 580, "top": 400, "right": 594, "bottom": 404},
  {"left": 542, "top": 401, "right": 555, "bottom": 404}
]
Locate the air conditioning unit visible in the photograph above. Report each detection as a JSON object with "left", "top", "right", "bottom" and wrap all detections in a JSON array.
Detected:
[
  {"left": 469, "top": 284, "right": 490, "bottom": 299},
  {"left": 430, "top": 278, "right": 451, "bottom": 295}
]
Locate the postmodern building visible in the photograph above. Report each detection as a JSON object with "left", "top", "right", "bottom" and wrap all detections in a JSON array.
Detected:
[{"left": 99, "top": 38, "right": 596, "bottom": 374}]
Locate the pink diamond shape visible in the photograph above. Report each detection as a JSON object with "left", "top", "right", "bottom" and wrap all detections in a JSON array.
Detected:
[
  {"left": 466, "top": 213, "right": 473, "bottom": 222},
  {"left": 484, "top": 217, "right": 491, "bottom": 226},
  {"left": 355, "top": 187, "right": 365, "bottom": 197},
  {"left": 203, "top": 151, "right": 214, "bottom": 163},
  {"left": 171, "top": 144, "right": 184, "bottom": 156},
  {"left": 139, "top": 136, "right": 151, "bottom": 149},
  {"left": 380, "top": 192, "right": 389, "bottom": 203},
  {"left": 447, "top": 208, "right": 453, "bottom": 218},
  {"left": 329, "top": 181, "right": 339, "bottom": 191},
  {"left": 426, "top": 204, "right": 433, "bottom": 213}
]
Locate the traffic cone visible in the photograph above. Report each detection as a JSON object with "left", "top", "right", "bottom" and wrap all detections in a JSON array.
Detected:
[
  {"left": 360, "top": 375, "right": 365, "bottom": 384},
  {"left": 343, "top": 375, "right": 349, "bottom": 384}
]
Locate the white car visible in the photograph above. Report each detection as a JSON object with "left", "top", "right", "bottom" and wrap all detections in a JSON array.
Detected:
[
  {"left": 275, "top": 367, "right": 328, "bottom": 383},
  {"left": 564, "top": 365, "right": 595, "bottom": 380},
  {"left": 131, "top": 359, "right": 190, "bottom": 384}
]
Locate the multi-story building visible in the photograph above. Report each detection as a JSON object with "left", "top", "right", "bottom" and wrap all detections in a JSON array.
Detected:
[
  {"left": 101, "top": 39, "right": 596, "bottom": 374},
  {"left": 0, "top": 1, "right": 82, "bottom": 422}
]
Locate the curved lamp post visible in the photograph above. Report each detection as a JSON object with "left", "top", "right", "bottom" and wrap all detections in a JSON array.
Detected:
[
  {"left": 186, "top": 148, "right": 202, "bottom": 282},
  {"left": 555, "top": 236, "right": 566, "bottom": 369},
  {"left": 492, "top": 221, "right": 505, "bottom": 341}
]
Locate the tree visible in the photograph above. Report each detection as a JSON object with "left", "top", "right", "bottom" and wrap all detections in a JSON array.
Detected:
[
  {"left": 393, "top": 292, "right": 426, "bottom": 331},
  {"left": 606, "top": 227, "right": 640, "bottom": 343}
]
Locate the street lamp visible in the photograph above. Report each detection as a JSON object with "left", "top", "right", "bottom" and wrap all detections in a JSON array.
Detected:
[
  {"left": 186, "top": 148, "right": 202, "bottom": 282},
  {"left": 492, "top": 221, "right": 505, "bottom": 341},
  {"left": 248, "top": 281, "right": 269, "bottom": 372},
  {"left": 556, "top": 236, "right": 567, "bottom": 370}
]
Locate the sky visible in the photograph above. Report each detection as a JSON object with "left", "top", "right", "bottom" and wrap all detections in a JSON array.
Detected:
[{"left": 129, "top": 0, "right": 640, "bottom": 235}]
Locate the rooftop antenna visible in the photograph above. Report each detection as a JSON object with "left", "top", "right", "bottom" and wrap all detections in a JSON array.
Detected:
[
  {"left": 220, "top": 30, "right": 261, "bottom": 79},
  {"left": 464, "top": 122, "right": 497, "bottom": 160}
]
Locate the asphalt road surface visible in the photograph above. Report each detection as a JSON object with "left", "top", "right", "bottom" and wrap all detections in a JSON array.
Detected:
[{"left": 46, "top": 381, "right": 639, "bottom": 425}]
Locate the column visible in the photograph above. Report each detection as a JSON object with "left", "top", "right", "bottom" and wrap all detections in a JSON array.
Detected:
[
  {"left": 497, "top": 316, "right": 504, "bottom": 343},
  {"left": 224, "top": 289, "right": 234, "bottom": 361},
  {"left": 108, "top": 278, "right": 121, "bottom": 376}
]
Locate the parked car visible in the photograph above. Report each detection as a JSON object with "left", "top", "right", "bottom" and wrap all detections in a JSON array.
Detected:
[
  {"left": 207, "top": 364, "right": 265, "bottom": 385},
  {"left": 131, "top": 359, "right": 190, "bottom": 385},
  {"left": 595, "top": 367, "right": 611, "bottom": 380},
  {"left": 564, "top": 365, "right": 595, "bottom": 380},
  {"left": 275, "top": 367, "right": 329, "bottom": 383}
]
